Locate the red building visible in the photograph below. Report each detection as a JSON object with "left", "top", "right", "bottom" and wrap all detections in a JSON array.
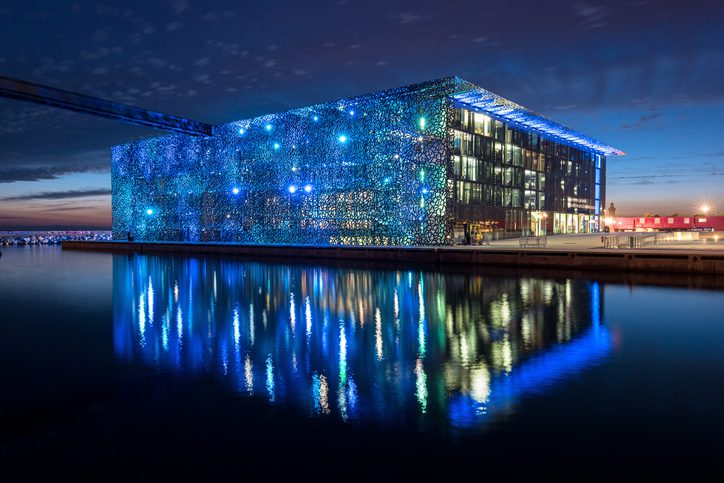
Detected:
[{"left": 604, "top": 216, "right": 724, "bottom": 232}]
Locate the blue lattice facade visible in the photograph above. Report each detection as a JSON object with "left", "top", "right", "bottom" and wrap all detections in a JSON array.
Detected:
[{"left": 112, "top": 77, "right": 622, "bottom": 245}]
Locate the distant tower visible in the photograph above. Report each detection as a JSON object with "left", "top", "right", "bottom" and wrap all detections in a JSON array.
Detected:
[{"left": 607, "top": 202, "right": 616, "bottom": 217}]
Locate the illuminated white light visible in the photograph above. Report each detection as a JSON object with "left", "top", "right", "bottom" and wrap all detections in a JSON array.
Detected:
[
  {"left": 303, "top": 184, "right": 312, "bottom": 193},
  {"left": 348, "top": 110, "right": 355, "bottom": 116},
  {"left": 232, "top": 187, "right": 240, "bottom": 195},
  {"left": 146, "top": 209, "right": 153, "bottom": 215},
  {"left": 338, "top": 135, "right": 347, "bottom": 143},
  {"left": 265, "top": 123, "right": 273, "bottom": 131},
  {"left": 419, "top": 116, "right": 426, "bottom": 130},
  {"left": 238, "top": 128, "right": 245, "bottom": 135},
  {"left": 383, "top": 177, "right": 391, "bottom": 184},
  {"left": 312, "top": 115, "right": 319, "bottom": 122},
  {"left": 288, "top": 185, "right": 297, "bottom": 194},
  {"left": 421, "top": 187, "right": 429, "bottom": 194},
  {"left": 273, "top": 142, "right": 281, "bottom": 150}
]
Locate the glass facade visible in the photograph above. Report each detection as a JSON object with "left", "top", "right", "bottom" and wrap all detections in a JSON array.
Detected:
[
  {"left": 450, "top": 106, "right": 606, "bottom": 241},
  {"left": 112, "top": 77, "right": 618, "bottom": 245}
]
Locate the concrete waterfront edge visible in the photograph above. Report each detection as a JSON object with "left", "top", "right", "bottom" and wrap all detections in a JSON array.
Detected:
[{"left": 61, "top": 240, "right": 724, "bottom": 275}]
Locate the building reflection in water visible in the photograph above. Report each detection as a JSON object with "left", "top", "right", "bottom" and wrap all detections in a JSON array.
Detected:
[{"left": 113, "top": 256, "right": 612, "bottom": 432}]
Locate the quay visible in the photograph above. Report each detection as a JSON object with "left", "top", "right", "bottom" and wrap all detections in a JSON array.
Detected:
[{"left": 62, "top": 240, "right": 724, "bottom": 275}]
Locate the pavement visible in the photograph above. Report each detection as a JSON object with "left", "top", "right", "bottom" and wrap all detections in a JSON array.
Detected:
[{"left": 473, "top": 233, "right": 724, "bottom": 251}]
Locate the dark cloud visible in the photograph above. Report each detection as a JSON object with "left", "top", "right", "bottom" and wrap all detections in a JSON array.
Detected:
[
  {"left": 607, "top": 172, "right": 724, "bottom": 185},
  {"left": 0, "top": 165, "right": 109, "bottom": 183},
  {"left": 1, "top": 188, "right": 111, "bottom": 201},
  {"left": 622, "top": 111, "right": 660, "bottom": 129},
  {"left": 45, "top": 204, "right": 102, "bottom": 211}
]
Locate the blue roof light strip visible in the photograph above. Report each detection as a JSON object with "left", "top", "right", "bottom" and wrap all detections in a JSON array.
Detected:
[{"left": 451, "top": 87, "right": 625, "bottom": 156}]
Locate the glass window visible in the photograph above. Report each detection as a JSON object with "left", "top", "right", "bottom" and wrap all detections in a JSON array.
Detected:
[
  {"left": 452, "top": 155, "right": 462, "bottom": 177},
  {"left": 494, "top": 142, "right": 503, "bottom": 163},
  {"left": 453, "top": 130, "right": 462, "bottom": 154},
  {"left": 512, "top": 146, "right": 522, "bottom": 166},
  {"left": 482, "top": 137, "right": 493, "bottom": 160},
  {"left": 511, "top": 189, "right": 522, "bottom": 208},
  {"left": 482, "top": 161, "right": 492, "bottom": 183},
  {"left": 473, "top": 112, "right": 492, "bottom": 137},
  {"left": 460, "top": 109, "right": 470, "bottom": 130},
  {"left": 472, "top": 183, "right": 481, "bottom": 202},
  {"left": 494, "top": 121, "right": 505, "bottom": 141},
  {"left": 523, "top": 149, "right": 533, "bottom": 170},
  {"left": 503, "top": 188, "right": 512, "bottom": 207},
  {"left": 493, "top": 166, "right": 503, "bottom": 185},
  {"left": 462, "top": 156, "right": 478, "bottom": 181},
  {"left": 504, "top": 167, "right": 514, "bottom": 186},
  {"left": 493, "top": 186, "right": 502, "bottom": 206}
]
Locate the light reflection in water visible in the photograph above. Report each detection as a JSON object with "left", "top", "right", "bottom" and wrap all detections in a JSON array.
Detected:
[{"left": 113, "top": 256, "right": 612, "bottom": 432}]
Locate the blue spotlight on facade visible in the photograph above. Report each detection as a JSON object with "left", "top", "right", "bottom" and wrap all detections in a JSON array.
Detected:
[
  {"left": 383, "top": 177, "right": 391, "bottom": 184},
  {"left": 273, "top": 142, "right": 281, "bottom": 150},
  {"left": 421, "top": 187, "right": 429, "bottom": 195},
  {"left": 304, "top": 184, "right": 312, "bottom": 193},
  {"left": 265, "top": 123, "right": 273, "bottom": 131},
  {"left": 349, "top": 109, "right": 355, "bottom": 116},
  {"left": 239, "top": 128, "right": 245, "bottom": 135},
  {"left": 288, "top": 185, "right": 297, "bottom": 194},
  {"left": 232, "top": 187, "right": 240, "bottom": 195},
  {"left": 313, "top": 115, "right": 319, "bottom": 122},
  {"left": 146, "top": 209, "right": 154, "bottom": 215},
  {"left": 338, "top": 135, "right": 347, "bottom": 143}
]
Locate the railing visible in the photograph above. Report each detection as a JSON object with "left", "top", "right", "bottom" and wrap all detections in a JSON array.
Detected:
[
  {"left": 602, "top": 231, "right": 699, "bottom": 249},
  {"left": 519, "top": 236, "right": 548, "bottom": 248},
  {"left": 653, "top": 232, "right": 700, "bottom": 244}
]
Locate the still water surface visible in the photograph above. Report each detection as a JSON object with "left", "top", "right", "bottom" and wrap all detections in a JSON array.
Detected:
[{"left": 1, "top": 246, "right": 723, "bottom": 478}]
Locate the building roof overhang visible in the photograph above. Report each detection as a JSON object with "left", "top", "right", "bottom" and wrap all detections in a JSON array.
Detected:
[{"left": 451, "top": 83, "right": 624, "bottom": 156}]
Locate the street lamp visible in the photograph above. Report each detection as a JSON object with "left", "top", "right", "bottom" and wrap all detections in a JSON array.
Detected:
[{"left": 700, "top": 205, "right": 710, "bottom": 216}]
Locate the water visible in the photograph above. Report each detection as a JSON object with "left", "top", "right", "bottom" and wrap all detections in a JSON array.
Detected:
[{"left": 1, "top": 246, "right": 723, "bottom": 478}]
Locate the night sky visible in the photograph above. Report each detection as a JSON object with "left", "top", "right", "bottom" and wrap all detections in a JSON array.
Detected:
[{"left": 1, "top": 0, "right": 722, "bottom": 229}]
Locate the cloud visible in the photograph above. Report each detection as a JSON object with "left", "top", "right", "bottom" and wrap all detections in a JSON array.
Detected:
[
  {"left": 608, "top": 172, "right": 724, "bottom": 185},
  {"left": 0, "top": 165, "right": 109, "bottom": 184},
  {"left": 45, "top": 205, "right": 102, "bottom": 212},
  {"left": 573, "top": 2, "right": 609, "bottom": 29},
  {"left": 1, "top": 188, "right": 111, "bottom": 201},
  {"left": 390, "top": 12, "right": 426, "bottom": 25},
  {"left": 622, "top": 111, "right": 660, "bottom": 129},
  {"left": 172, "top": 0, "right": 189, "bottom": 15},
  {"left": 166, "top": 22, "right": 183, "bottom": 32}
]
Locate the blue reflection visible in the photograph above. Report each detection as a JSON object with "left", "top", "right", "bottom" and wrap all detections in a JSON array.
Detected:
[{"left": 113, "top": 256, "right": 612, "bottom": 433}]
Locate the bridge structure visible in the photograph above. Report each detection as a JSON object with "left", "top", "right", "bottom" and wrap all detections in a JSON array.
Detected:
[{"left": 0, "top": 76, "right": 214, "bottom": 136}]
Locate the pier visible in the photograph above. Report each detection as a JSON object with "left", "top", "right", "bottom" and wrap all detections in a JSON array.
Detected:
[{"left": 62, "top": 240, "right": 724, "bottom": 275}]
